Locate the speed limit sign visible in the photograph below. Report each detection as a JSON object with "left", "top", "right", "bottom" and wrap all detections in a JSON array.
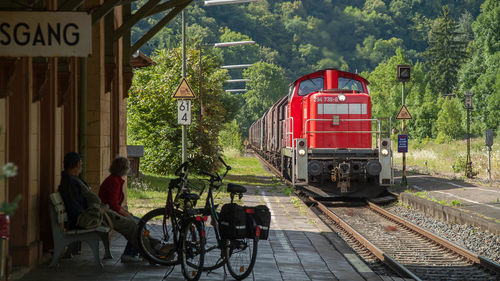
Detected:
[{"left": 178, "top": 100, "right": 191, "bottom": 125}]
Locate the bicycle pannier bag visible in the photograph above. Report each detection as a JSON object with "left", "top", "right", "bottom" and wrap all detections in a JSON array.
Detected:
[
  {"left": 220, "top": 203, "right": 247, "bottom": 239},
  {"left": 253, "top": 205, "right": 271, "bottom": 240}
]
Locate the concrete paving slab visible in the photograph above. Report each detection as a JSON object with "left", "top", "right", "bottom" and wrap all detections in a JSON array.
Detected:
[
  {"left": 16, "top": 181, "right": 380, "bottom": 281},
  {"left": 394, "top": 174, "right": 500, "bottom": 234}
]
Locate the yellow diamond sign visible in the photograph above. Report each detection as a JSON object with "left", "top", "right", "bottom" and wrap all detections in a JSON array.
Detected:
[{"left": 173, "top": 78, "right": 196, "bottom": 99}]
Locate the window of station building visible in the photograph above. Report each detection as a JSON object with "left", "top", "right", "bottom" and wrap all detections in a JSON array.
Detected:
[
  {"left": 298, "top": 77, "right": 324, "bottom": 96},
  {"left": 338, "top": 77, "right": 364, "bottom": 92}
]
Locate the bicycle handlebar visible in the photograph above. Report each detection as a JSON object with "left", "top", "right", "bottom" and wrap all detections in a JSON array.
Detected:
[
  {"left": 201, "top": 157, "right": 232, "bottom": 186},
  {"left": 175, "top": 161, "right": 189, "bottom": 177}
]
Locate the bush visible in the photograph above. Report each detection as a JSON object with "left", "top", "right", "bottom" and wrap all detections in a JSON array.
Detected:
[
  {"left": 436, "top": 97, "right": 465, "bottom": 140},
  {"left": 219, "top": 120, "right": 243, "bottom": 152}
]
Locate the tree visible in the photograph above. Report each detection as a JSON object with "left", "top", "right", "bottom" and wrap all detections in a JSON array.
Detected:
[
  {"left": 127, "top": 47, "right": 228, "bottom": 174},
  {"left": 436, "top": 97, "right": 465, "bottom": 141},
  {"left": 236, "top": 62, "right": 288, "bottom": 137},
  {"left": 458, "top": 0, "right": 500, "bottom": 133},
  {"left": 425, "top": 6, "right": 467, "bottom": 96}
]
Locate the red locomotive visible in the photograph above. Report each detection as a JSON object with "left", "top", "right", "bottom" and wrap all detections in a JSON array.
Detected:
[{"left": 249, "top": 69, "right": 393, "bottom": 197}]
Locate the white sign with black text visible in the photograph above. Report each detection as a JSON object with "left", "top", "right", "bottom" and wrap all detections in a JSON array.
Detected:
[
  {"left": 178, "top": 100, "right": 191, "bottom": 125},
  {"left": 0, "top": 12, "right": 91, "bottom": 57}
]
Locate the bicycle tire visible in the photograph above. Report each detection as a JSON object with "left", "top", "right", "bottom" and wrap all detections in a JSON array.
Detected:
[
  {"left": 201, "top": 217, "right": 226, "bottom": 271},
  {"left": 225, "top": 236, "right": 258, "bottom": 280},
  {"left": 136, "top": 208, "right": 182, "bottom": 266},
  {"left": 181, "top": 219, "right": 205, "bottom": 281}
]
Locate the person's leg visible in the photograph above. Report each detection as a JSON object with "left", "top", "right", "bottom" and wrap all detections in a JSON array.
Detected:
[{"left": 105, "top": 210, "right": 142, "bottom": 261}]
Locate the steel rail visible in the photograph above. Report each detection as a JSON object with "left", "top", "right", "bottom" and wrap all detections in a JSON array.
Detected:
[
  {"left": 367, "top": 202, "right": 500, "bottom": 275},
  {"left": 308, "top": 197, "right": 422, "bottom": 281}
]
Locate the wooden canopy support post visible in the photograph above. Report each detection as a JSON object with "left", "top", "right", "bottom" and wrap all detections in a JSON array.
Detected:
[
  {"left": 105, "top": 13, "right": 116, "bottom": 93},
  {"left": 122, "top": 2, "right": 133, "bottom": 98},
  {"left": 131, "top": 1, "right": 191, "bottom": 54},
  {"left": 91, "top": 0, "right": 121, "bottom": 24},
  {"left": 32, "top": 58, "right": 50, "bottom": 102},
  {"left": 0, "top": 58, "right": 21, "bottom": 98},
  {"left": 58, "top": 58, "right": 72, "bottom": 107},
  {"left": 113, "top": 0, "right": 162, "bottom": 42}
]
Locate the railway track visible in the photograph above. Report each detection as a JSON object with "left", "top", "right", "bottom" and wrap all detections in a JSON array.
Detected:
[
  {"left": 311, "top": 198, "right": 500, "bottom": 281},
  {"left": 252, "top": 150, "right": 500, "bottom": 280}
]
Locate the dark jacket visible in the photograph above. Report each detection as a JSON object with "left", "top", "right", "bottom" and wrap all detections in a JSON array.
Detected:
[{"left": 58, "top": 171, "right": 90, "bottom": 229}]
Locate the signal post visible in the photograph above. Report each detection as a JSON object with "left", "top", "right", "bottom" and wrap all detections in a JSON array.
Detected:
[
  {"left": 173, "top": 78, "right": 196, "bottom": 162},
  {"left": 397, "top": 65, "right": 411, "bottom": 186}
]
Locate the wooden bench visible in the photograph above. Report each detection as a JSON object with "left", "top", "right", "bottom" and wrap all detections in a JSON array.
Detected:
[{"left": 49, "top": 192, "right": 113, "bottom": 268}]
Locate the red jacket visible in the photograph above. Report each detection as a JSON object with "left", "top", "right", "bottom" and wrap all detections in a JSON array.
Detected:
[{"left": 99, "top": 174, "right": 125, "bottom": 213}]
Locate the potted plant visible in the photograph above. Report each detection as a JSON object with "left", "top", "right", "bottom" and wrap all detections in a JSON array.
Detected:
[{"left": 1, "top": 162, "right": 19, "bottom": 277}]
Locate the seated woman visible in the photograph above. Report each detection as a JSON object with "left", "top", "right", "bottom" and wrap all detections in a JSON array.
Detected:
[{"left": 99, "top": 156, "right": 140, "bottom": 262}]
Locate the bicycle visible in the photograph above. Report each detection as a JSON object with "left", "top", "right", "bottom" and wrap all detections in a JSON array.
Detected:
[
  {"left": 136, "top": 162, "right": 205, "bottom": 281},
  {"left": 198, "top": 157, "right": 259, "bottom": 280}
]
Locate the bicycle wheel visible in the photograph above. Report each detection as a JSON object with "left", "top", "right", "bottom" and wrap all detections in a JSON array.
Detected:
[
  {"left": 202, "top": 217, "right": 226, "bottom": 271},
  {"left": 225, "top": 236, "right": 258, "bottom": 280},
  {"left": 181, "top": 219, "right": 205, "bottom": 281},
  {"left": 137, "top": 208, "right": 181, "bottom": 266}
]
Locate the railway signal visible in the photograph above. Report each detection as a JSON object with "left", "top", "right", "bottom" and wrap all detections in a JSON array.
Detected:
[{"left": 397, "top": 65, "right": 411, "bottom": 82}]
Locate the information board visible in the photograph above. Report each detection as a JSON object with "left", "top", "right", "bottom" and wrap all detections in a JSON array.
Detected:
[{"left": 398, "top": 134, "right": 408, "bottom": 153}]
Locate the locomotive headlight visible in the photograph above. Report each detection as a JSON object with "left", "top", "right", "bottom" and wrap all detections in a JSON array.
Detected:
[
  {"left": 338, "top": 94, "right": 346, "bottom": 102},
  {"left": 298, "top": 149, "right": 306, "bottom": 156},
  {"left": 381, "top": 148, "right": 389, "bottom": 156}
]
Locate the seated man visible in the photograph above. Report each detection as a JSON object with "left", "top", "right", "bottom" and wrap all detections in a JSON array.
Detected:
[{"left": 58, "top": 152, "right": 148, "bottom": 260}]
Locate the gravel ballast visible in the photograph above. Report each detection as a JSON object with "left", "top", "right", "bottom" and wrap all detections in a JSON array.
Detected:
[{"left": 388, "top": 205, "right": 500, "bottom": 263}]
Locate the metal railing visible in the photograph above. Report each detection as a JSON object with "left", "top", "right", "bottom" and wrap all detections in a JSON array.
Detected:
[{"left": 284, "top": 117, "right": 294, "bottom": 149}]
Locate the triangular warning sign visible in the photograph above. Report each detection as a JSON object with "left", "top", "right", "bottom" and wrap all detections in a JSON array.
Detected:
[
  {"left": 173, "top": 78, "right": 196, "bottom": 99},
  {"left": 396, "top": 105, "right": 412, "bottom": 120}
]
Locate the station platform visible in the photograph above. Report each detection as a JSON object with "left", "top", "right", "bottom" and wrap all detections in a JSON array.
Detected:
[
  {"left": 16, "top": 184, "right": 385, "bottom": 281},
  {"left": 392, "top": 173, "right": 500, "bottom": 234}
]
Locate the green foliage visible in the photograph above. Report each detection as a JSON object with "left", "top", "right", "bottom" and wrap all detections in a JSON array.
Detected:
[
  {"left": 436, "top": 97, "right": 465, "bottom": 140},
  {"left": 458, "top": 0, "right": 500, "bottom": 133},
  {"left": 452, "top": 154, "right": 467, "bottom": 173},
  {"left": 0, "top": 194, "right": 21, "bottom": 216},
  {"left": 425, "top": 6, "right": 467, "bottom": 96},
  {"left": 127, "top": 0, "right": 497, "bottom": 154},
  {"left": 127, "top": 47, "right": 228, "bottom": 174},
  {"left": 236, "top": 62, "right": 288, "bottom": 137},
  {"left": 219, "top": 120, "right": 244, "bottom": 151}
]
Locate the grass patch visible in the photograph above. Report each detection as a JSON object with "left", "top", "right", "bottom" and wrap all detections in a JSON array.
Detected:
[
  {"left": 393, "top": 136, "right": 500, "bottom": 180},
  {"left": 127, "top": 152, "right": 275, "bottom": 216},
  {"left": 405, "top": 189, "right": 462, "bottom": 207}
]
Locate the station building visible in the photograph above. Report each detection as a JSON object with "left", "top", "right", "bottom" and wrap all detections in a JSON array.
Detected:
[{"left": 0, "top": 0, "right": 190, "bottom": 274}]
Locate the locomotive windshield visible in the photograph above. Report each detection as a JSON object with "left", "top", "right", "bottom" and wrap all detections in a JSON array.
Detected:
[
  {"left": 298, "top": 77, "right": 323, "bottom": 96},
  {"left": 338, "top": 77, "right": 364, "bottom": 92}
]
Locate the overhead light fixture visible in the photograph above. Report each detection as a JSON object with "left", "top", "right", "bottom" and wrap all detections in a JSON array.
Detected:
[
  {"left": 225, "top": 89, "right": 248, "bottom": 93},
  {"left": 221, "top": 64, "right": 253, "bottom": 69},
  {"left": 226, "top": 79, "right": 250, "bottom": 83},
  {"left": 205, "top": 0, "right": 259, "bottom": 6},
  {"left": 213, "top": 41, "right": 255, "bottom": 48}
]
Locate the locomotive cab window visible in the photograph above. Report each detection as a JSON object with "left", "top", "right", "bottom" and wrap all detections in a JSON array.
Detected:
[
  {"left": 338, "top": 77, "right": 364, "bottom": 92},
  {"left": 298, "top": 77, "right": 323, "bottom": 96}
]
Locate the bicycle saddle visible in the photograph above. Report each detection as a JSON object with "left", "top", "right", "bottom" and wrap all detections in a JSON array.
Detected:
[
  {"left": 179, "top": 192, "right": 200, "bottom": 201},
  {"left": 227, "top": 183, "right": 246, "bottom": 194}
]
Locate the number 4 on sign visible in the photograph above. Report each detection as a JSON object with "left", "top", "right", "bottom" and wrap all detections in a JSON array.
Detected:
[{"left": 178, "top": 100, "right": 191, "bottom": 125}]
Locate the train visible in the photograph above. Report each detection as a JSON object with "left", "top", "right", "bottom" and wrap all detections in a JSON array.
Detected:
[{"left": 249, "top": 69, "right": 393, "bottom": 198}]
